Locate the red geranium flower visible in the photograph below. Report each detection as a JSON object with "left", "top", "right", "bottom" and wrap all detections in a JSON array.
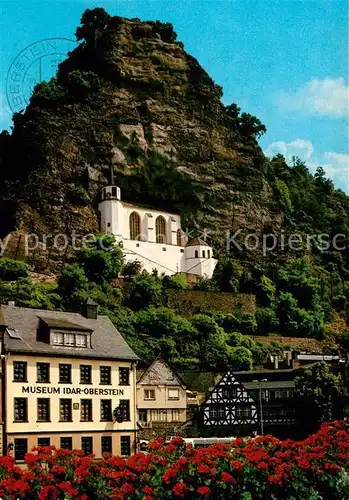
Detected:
[
  {"left": 171, "top": 437, "right": 184, "bottom": 447},
  {"left": 231, "top": 460, "right": 243, "bottom": 471},
  {"left": 257, "top": 461, "right": 268, "bottom": 470},
  {"left": 143, "top": 486, "right": 154, "bottom": 494},
  {"left": 25, "top": 452, "right": 38, "bottom": 464},
  {"left": 121, "top": 482, "right": 135, "bottom": 494},
  {"left": 196, "top": 464, "right": 211, "bottom": 474},
  {"left": 163, "top": 468, "right": 177, "bottom": 484},
  {"left": 197, "top": 486, "right": 210, "bottom": 496},
  {"left": 38, "top": 485, "right": 60, "bottom": 500},
  {"left": 221, "top": 472, "right": 234, "bottom": 483},
  {"left": 59, "top": 481, "right": 78, "bottom": 496},
  {"left": 51, "top": 465, "right": 66, "bottom": 474},
  {"left": 173, "top": 482, "right": 188, "bottom": 497}
]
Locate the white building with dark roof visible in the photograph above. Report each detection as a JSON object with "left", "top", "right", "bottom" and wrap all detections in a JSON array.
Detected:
[
  {"left": 136, "top": 358, "right": 187, "bottom": 430},
  {"left": 0, "top": 303, "right": 138, "bottom": 461},
  {"left": 98, "top": 185, "right": 217, "bottom": 278}
]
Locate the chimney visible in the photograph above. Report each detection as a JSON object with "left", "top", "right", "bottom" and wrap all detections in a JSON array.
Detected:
[{"left": 84, "top": 298, "right": 98, "bottom": 320}]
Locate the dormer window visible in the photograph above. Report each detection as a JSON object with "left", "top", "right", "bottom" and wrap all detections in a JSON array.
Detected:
[
  {"left": 38, "top": 316, "right": 93, "bottom": 349},
  {"left": 52, "top": 331, "right": 89, "bottom": 348},
  {"left": 52, "top": 332, "right": 64, "bottom": 346},
  {"left": 76, "top": 334, "right": 87, "bottom": 347},
  {"left": 65, "top": 333, "right": 75, "bottom": 346}
]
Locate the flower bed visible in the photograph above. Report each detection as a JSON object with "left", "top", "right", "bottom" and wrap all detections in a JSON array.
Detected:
[{"left": 0, "top": 421, "right": 348, "bottom": 499}]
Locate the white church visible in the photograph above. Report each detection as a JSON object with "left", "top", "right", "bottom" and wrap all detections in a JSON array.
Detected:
[{"left": 98, "top": 185, "right": 217, "bottom": 278}]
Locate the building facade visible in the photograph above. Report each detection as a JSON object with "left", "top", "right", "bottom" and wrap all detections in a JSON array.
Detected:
[
  {"left": 1, "top": 303, "right": 138, "bottom": 461},
  {"left": 98, "top": 185, "right": 217, "bottom": 278},
  {"left": 137, "top": 359, "right": 187, "bottom": 434},
  {"left": 199, "top": 369, "right": 297, "bottom": 437}
]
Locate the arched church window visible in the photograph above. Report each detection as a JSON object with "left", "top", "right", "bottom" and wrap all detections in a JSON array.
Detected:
[
  {"left": 177, "top": 229, "right": 183, "bottom": 246},
  {"left": 195, "top": 250, "right": 198, "bottom": 258},
  {"left": 202, "top": 250, "right": 206, "bottom": 258},
  {"left": 207, "top": 249, "right": 211, "bottom": 258},
  {"left": 130, "top": 212, "right": 141, "bottom": 241},
  {"left": 156, "top": 216, "right": 166, "bottom": 244}
]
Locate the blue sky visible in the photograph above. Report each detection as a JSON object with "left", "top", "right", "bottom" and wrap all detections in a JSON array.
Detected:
[{"left": 0, "top": 0, "right": 348, "bottom": 191}]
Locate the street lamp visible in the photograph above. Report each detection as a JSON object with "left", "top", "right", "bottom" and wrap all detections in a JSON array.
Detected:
[{"left": 253, "top": 379, "right": 267, "bottom": 435}]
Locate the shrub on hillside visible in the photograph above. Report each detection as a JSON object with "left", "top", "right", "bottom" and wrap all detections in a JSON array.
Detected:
[{"left": 0, "top": 259, "right": 29, "bottom": 281}]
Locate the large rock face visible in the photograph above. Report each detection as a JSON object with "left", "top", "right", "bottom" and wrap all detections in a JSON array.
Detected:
[{"left": 0, "top": 16, "right": 282, "bottom": 254}]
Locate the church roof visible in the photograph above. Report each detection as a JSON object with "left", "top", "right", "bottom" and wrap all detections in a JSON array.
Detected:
[
  {"left": 186, "top": 237, "right": 209, "bottom": 247},
  {"left": 120, "top": 201, "right": 180, "bottom": 216}
]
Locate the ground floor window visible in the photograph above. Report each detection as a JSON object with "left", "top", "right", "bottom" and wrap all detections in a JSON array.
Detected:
[
  {"left": 138, "top": 409, "right": 147, "bottom": 422},
  {"left": 120, "top": 436, "right": 131, "bottom": 456},
  {"left": 81, "top": 436, "right": 93, "bottom": 455},
  {"left": 150, "top": 409, "right": 167, "bottom": 422},
  {"left": 38, "top": 437, "right": 50, "bottom": 447},
  {"left": 14, "top": 438, "right": 27, "bottom": 461},
  {"left": 171, "top": 409, "right": 180, "bottom": 421},
  {"left": 60, "top": 437, "right": 72, "bottom": 450},
  {"left": 101, "top": 436, "right": 112, "bottom": 454}
]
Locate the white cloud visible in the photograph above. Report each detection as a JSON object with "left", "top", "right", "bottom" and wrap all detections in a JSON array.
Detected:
[
  {"left": 264, "top": 139, "right": 349, "bottom": 193},
  {"left": 324, "top": 152, "right": 349, "bottom": 166},
  {"left": 264, "top": 139, "right": 314, "bottom": 163},
  {"left": 276, "top": 77, "right": 349, "bottom": 118}
]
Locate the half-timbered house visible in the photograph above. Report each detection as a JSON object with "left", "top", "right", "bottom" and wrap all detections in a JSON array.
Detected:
[
  {"left": 199, "top": 371, "right": 259, "bottom": 436},
  {"left": 199, "top": 369, "right": 298, "bottom": 437}
]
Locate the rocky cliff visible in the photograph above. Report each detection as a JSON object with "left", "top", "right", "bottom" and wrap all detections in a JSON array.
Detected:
[{"left": 0, "top": 14, "right": 282, "bottom": 256}]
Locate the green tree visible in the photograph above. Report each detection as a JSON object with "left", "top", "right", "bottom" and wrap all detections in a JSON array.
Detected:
[
  {"left": 255, "top": 308, "right": 279, "bottom": 335},
  {"left": 276, "top": 292, "right": 299, "bottom": 336},
  {"left": 162, "top": 274, "right": 189, "bottom": 290},
  {"left": 192, "top": 277, "right": 218, "bottom": 291},
  {"left": 122, "top": 260, "right": 142, "bottom": 279},
  {"left": 229, "top": 346, "right": 253, "bottom": 370},
  {"left": 258, "top": 275, "right": 276, "bottom": 307},
  {"left": 0, "top": 279, "right": 60, "bottom": 310},
  {"left": 0, "top": 259, "right": 29, "bottom": 281},
  {"left": 58, "top": 264, "right": 89, "bottom": 309},
  {"left": 213, "top": 257, "right": 242, "bottom": 292},
  {"left": 76, "top": 234, "right": 123, "bottom": 284},
  {"left": 238, "top": 112, "right": 267, "bottom": 138},
  {"left": 278, "top": 259, "right": 320, "bottom": 310},
  {"left": 75, "top": 8, "right": 111, "bottom": 45},
  {"left": 294, "top": 362, "right": 345, "bottom": 433},
  {"left": 127, "top": 273, "right": 163, "bottom": 309},
  {"left": 275, "top": 179, "right": 292, "bottom": 213}
]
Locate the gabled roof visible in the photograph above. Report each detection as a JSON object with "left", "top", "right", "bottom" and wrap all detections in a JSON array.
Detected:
[
  {"left": 137, "top": 358, "right": 186, "bottom": 388},
  {"left": 186, "top": 237, "right": 209, "bottom": 247},
  {"left": 86, "top": 298, "right": 98, "bottom": 306},
  {"left": 201, "top": 370, "right": 258, "bottom": 407},
  {"left": 1, "top": 305, "right": 138, "bottom": 361}
]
